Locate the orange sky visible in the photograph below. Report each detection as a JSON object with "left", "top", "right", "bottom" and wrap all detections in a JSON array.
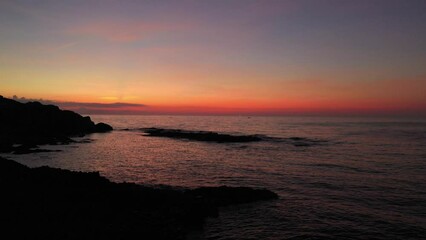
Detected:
[{"left": 1, "top": 1, "right": 426, "bottom": 116}]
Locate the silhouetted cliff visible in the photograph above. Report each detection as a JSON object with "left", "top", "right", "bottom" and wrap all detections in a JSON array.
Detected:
[{"left": 0, "top": 95, "right": 112, "bottom": 153}]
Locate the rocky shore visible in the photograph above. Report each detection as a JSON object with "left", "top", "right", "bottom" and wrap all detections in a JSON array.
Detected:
[
  {"left": 0, "top": 96, "right": 112, "bottom": 154},
  {"left": 0, "top": 96, "right": 278, "bottom": 239},
  {"left": 0, "top": 157, "right": 278, "bottom": 240}
]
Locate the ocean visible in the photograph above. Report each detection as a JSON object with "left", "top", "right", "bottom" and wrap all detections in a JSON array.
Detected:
[{"left": 5, "top": 115, "right": 426, "bottom": 239}]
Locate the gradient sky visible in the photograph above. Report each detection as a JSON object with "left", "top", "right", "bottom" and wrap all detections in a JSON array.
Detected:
[{"left": 1, "top": 0, "right": 426, "bottom": 116}]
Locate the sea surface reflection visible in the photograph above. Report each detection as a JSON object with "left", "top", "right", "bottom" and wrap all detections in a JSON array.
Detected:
[{"left": 7, "top": 116, "right": 426, "bottom": 239}]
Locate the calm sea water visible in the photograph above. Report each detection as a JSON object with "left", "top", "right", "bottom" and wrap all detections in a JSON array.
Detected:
[{"left": 5, "top": 116, "right": 426, "bottom": 239}]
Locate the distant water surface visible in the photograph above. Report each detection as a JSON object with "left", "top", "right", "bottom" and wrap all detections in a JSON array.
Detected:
[{"left": 6, "top": 116, "right": 426, "bottom": 239}]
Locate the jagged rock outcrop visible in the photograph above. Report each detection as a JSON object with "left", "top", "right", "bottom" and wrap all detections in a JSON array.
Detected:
[{"left": 0, "top": 96, "right": 113, "bottom": 153}]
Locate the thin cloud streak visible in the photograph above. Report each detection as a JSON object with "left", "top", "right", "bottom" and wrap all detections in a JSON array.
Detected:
[
  {"left": 66, "top": 19, "right": 195, "bottom": 43},
  {"left": 11, "top": 95, "right": 146, "bottom": 114}
]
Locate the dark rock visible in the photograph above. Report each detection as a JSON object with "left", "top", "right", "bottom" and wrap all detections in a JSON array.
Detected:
[
  {"left": 0, "top": 143, "right": 14, "bottom": 153},
  {"left": 288, "top": 137, "right": 305, "bottom": 141},
  {"left": 95, "top": 122, "right": 113, "bottom": 132},
  {"left": 292, "top": 142, "right": 312, "bottom": 147},
  {"left": 13, "top": 148, "right": 62, "bottom": 155},
  {"left": 0, "top": 157, "right": 278, "bottom": 240},
  {"left": 141, "top": 128, "right": 262, "bottom": 143},
  {"left": 0, "top": 97, "right": 113, "bottom": 135},
  {"left": 0, "top": 97, "right": 113, "bottom": 153}
]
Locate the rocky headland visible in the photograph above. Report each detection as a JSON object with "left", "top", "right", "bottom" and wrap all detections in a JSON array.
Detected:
[
  {"left": 0, "top": 157, "right": 278, "bottom": 240},
  {"left": 0, "top": 96, "right": 278, "bottom": 239},
  {"left": 0, "top": 95, "right": 113, "bottom": 154}
]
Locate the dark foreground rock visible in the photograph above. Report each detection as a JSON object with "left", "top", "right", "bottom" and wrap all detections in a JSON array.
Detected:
[
  {"left": 142, "top": 127, "right": 262, "bottom": 143},
  {"left": 0, "top": 96, "right": 113, "bottom": 154},
  {"left": 0, "top": 157, "right": 278, "bottom": 240}
]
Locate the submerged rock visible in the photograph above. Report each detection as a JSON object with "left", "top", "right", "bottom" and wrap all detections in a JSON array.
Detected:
[
  {"left": 140, "top": 128, "right": 330, "bottom": 147},
  {"left": 285, "top": 137, "right": 329, "bottom": 147},
  {"left": 0, "top": 157, "right": 278, "bottom": 240},
  {"left": 141, "top": 127, "right": 262, "bottom": 143},
  {"left": 12, "top": 146, "right": 62, "bottom": 155}
]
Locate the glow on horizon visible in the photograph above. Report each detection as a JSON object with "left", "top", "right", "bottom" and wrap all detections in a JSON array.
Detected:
[{"left": 1, "top": 0, "right": 426, "bottom": 116}]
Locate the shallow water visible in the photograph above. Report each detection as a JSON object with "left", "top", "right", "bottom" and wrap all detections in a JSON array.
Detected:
[{"left": 5, "top": 116, "right": 426, "bottom": 239}]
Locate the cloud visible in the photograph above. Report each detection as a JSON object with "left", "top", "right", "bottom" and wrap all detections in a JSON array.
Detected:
[
  {"left": 57, "top": 102, "right": 145, "bottom": 109},
  {"left": 66, "top": 19, "right": 194, "bottom": 43},
  {"left": 12, "top": 95, "right": 146, "bottom": 115}
]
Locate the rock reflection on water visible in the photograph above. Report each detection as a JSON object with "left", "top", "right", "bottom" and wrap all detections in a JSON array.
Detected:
[{"left": 7, "top": 116, "right": 426, "bottom": 240}]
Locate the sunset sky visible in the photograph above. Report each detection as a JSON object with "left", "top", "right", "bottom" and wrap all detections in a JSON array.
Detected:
[{"left": 1, "top": 0, "right": 426, "bottom": 116}]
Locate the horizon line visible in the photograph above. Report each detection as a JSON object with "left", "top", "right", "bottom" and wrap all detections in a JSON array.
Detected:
[{"left": 5, "top": 95, "right": 426, "bottom": 118}]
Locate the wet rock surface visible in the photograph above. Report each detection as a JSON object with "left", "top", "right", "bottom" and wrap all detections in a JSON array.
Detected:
[
  {"left": 140, "top": 127, "right": 330, "bottom": 147},
  {"left": 141, "top": 127, "right": 262, "bottom": 143}
]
